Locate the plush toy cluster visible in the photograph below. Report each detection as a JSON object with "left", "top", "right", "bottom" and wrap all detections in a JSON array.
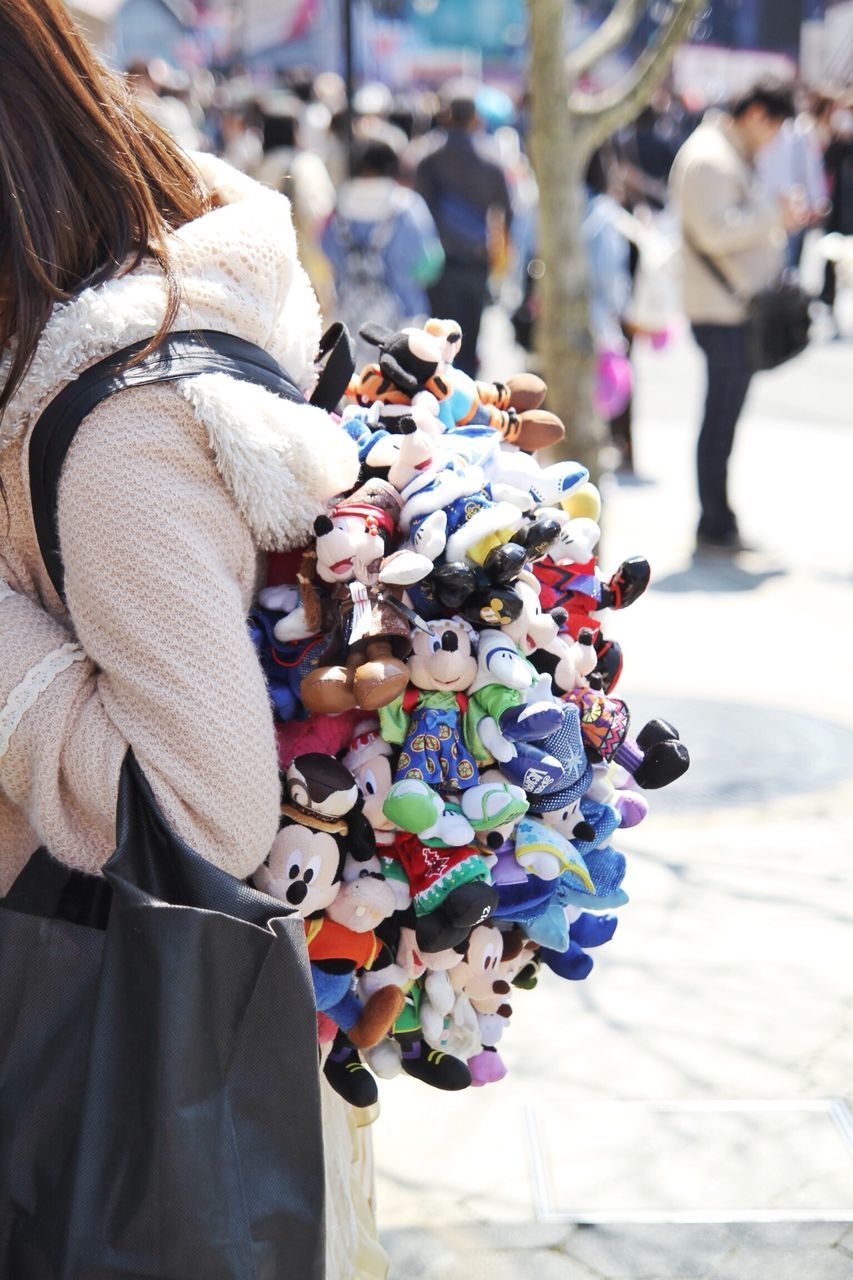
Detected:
[{"left": 249, "top": 318, "right": 690, "bottom": 1108}]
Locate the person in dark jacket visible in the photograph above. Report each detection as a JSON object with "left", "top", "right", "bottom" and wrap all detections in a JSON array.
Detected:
[{"left": 414, "top": 84, "right": 512, "bottom": 375}]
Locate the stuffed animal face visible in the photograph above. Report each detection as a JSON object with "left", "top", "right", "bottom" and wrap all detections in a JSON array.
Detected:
[
  {"left": 451, "top": 923, "right": 510, "bottom": 1011},
  {"left": 326, "top": 855, "right": 397, "bottom": 933},
  {"left": 255, "top": 823, "right": 342, "bottom": 916},
  {"left": 314, "top": 512, "right": 386, "bottom": 584},
  {"left": 350, "top": 751, "right": 397, "bottom": 839},
  {"left": 407, "top": 618, "right": 477, "bottom": 692},
  {"left": 502, "top": 573, "right": 561, "bottom": 656},
  {"left": 535, "top": 796, "right": 589, "bottom": 842},
  {"left": 360, "top": 322, "right": 452, "bottom": 401}
]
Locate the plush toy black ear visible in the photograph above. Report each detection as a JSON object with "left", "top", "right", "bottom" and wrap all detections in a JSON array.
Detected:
[
  {"left": 378, "top": 350, "right": 419, "bottom": 396},
  {"left": 347, "top": 809, "right": 378, "bottom": 862},
  {"left": 359, "top": 322, "right": 394, "bottom": 349}
]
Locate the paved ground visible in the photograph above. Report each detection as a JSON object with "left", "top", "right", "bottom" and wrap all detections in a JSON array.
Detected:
[{"left": 369, "top": 308, "right": 853, "bottom": 1278}]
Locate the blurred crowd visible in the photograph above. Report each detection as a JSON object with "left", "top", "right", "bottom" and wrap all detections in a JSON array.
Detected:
[{"left": 127, "top": 58, "right": 853, "bottom": 472}]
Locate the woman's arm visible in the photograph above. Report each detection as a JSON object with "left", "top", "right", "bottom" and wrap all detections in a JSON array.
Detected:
[{"left": 0, "top": 382, "right": 283, "bottom": 880}]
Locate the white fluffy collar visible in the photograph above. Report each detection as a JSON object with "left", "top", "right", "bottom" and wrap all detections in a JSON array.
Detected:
[
  {"left": 0, "top": 154, "right": 358, "bottom": 550},
  {"left": 0, "top": 153, "right": 323, "bottom": 444}
]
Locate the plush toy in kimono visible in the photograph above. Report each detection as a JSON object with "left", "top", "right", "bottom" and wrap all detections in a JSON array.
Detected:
[
  {"left": 253, "top": 754, "right": 404, "bottom": 1050},
  {"left": 380, "top": 618, "right": 528, "bottom": 847}
]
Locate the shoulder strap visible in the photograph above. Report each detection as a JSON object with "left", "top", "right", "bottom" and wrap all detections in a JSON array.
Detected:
[
  {"left": 682, "top": 232, "right": 746, "bottom": 304},
  {"left": 29, "top": 327, "right": 354, "bottom": 602}
]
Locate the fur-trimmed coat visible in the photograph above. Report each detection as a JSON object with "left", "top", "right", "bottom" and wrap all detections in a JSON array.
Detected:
[{"left": 0, "top": 153, "right": 359, "bottom": 890}]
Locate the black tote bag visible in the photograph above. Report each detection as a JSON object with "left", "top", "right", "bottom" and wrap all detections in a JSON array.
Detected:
[
  {"left": 0, "top": 327, "right": 356, "bottom": 1279},
  {"left": 0, "top": 755, "right": 325, "bottom": 1279},
  {"left": 685, "top": 235, "right": 811, "bottom": 371}
]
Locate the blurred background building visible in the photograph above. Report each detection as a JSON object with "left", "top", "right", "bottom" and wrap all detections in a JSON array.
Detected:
[{"left": 75, "top": 0, "right": 853, "bottom": 91}]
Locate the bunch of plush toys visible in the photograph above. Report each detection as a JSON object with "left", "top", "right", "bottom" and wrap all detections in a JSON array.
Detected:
[{"left": 250, "top": 317, "right": 690, "bottom": 1108}]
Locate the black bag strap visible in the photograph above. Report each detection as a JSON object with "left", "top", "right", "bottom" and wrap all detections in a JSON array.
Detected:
[
  {"left": 682, "top": 231, "right": 748, "bottom": 305},
  {"left": 29, "top": 326, "right": 353, "bottom": 602},
  {"left": 313, "top": 321, "right": 356, "bottom": 410}
]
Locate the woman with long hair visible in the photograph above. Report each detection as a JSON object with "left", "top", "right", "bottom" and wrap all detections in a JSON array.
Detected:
[{"left": 0, "top": 2, "right": 382, "bottom": 1275}]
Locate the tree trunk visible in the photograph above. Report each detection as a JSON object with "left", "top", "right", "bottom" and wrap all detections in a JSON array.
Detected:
[
  {"left": 526, "top": 0, "right": 704, "bottom": 477},
  {"left": 528, "top": 0, "right": 604, "bottom": 475}
]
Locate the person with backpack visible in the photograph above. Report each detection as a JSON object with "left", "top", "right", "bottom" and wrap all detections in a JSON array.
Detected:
[
  {"left": 0, "top": 3, "right": 383, "bottom": 1277},
  {"left": 322, "top": 139, "right": 445, "bottom": 369}
]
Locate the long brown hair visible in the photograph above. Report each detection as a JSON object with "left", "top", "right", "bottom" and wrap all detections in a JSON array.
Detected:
[{"left": 0, "top": 0, "right": 211, "bottom": 424}]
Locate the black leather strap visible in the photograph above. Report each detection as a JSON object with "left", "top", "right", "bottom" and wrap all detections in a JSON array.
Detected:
[
  {"left": 28, "top": 327, "right": 351, "bottom": 602},
  {"left": 683, "top": 232, "right": 747, "bottom": 305},
  {"left": 313, "top": 321, "right": 356, "bottom": 411}
]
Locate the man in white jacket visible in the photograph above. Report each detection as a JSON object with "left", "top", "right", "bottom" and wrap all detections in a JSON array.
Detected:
[{"left": 670, "top": 81, "right": 801, "bottom": 553}]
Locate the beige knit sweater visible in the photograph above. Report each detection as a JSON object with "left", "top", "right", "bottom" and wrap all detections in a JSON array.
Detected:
[{"left": 0, "top": 153, "right": 360, "bottom": 892}]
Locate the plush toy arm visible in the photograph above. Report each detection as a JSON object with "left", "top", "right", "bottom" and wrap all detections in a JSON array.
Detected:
[
  {"left": 477, "top": 1010, "right": 509, "bottom": 1048},
  {"left": 477, "top": 715, "right": 516, "bottom": 763},
  {"left": 424, "top": 968, "right": 456, "bottom": 1018},
  {"left": 359, "top": 963, "right": 408, "bottom": 997},
  {"left": 420, "top": 994, "right": 449, "bottom": 1048},
  {"left": 441, "top": 993, "right": 482, "bottom": 1059},
  {"left": 378, "top": 550, "right": 434, "bottom": 586},
  {"left": 272, "top": 604, "right": 313, "bottom": 643},
  {"left": 522, "top": 671, "right": 559, "bottom": 707}
]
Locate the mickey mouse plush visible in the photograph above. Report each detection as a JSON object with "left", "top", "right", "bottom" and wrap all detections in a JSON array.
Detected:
[
  {"left": 274, "top": 478, "right": 432, "bottom": 715},
  {"left": 254, "top": 754, "right": 403, "bottom": 1050}
]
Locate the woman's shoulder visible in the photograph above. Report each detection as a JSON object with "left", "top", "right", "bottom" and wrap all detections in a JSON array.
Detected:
[{"left": 56, "top": 368, "right": 358, "bottom": 556}]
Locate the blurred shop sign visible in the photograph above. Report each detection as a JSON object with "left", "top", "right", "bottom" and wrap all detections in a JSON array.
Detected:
[{"left": 241, "top": 0, "right": 321, "bottom": 56}]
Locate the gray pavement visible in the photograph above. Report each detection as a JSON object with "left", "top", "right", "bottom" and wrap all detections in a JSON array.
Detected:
[{"left": 370, "top": 314, "right": 853, "bottom": 1279}]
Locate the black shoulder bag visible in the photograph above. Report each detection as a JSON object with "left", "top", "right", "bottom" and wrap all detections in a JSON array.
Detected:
[
  {"left": 686, "top": 235, "right": 812, "bottom": 371},
  {"left": 0, "top": 326, "right": 353, "bottom": 1280}
]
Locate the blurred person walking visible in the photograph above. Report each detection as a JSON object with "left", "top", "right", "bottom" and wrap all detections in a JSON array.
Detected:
[
  {"left": 414, "top": 84, "right": 513, "bottom": 375},
  {"left": 820, "top": 94, "right": 853, "bottom": 335},
  {"left": 126, "top": 58, "right": 202, "bottom": 153},
  {"left": 757, "top": 91, "right": 829, "bottom": 269},
  {"left": 322, "top": 139, "right": 444, "bottom": 367},
  {"left": 670, "top": 81, "right": 802, "bottom": 553},
  {"left": 253, "top": 92, "right": 337, "bottom": 310},
  {"left": 0, "top": 3, "right": 381, "bottom": 1276}
]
